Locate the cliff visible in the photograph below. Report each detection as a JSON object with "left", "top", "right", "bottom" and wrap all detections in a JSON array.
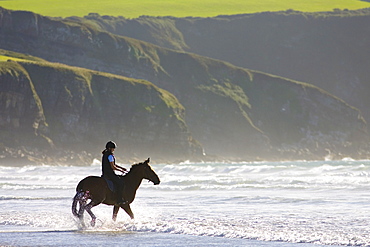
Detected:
[
  {"left": 0, "top": 59, "right": 202, "bottom": 165},
  {"left": 74, "top": 9, "right": 370, "bottom": 127},
  {"left": 0, "top": 7, "right": 369, "bottom": 163}
]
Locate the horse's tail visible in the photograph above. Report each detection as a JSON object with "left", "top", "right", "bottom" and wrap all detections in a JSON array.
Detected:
[
  {"left": 72, "top": 178, "right": 90, "bottom": 218},
  {"left": 72, "top": 191, "right": 83, "bottom": 217}
]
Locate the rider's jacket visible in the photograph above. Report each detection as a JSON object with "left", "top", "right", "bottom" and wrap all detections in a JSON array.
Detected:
[{"left": 102, "top": 150, "right": 116, "bottom": 178}]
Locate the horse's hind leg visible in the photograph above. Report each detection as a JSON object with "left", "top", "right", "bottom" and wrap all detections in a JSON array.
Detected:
[
  {"left": 78, "top": 200, "right": 86, "bottom": 219},
  {"left": 71, "top": 191, "right": 88, "bottom": 228},
  {"left": 85, "top": 201, "right": 99, "bottom": 227},
  {"left": 78, "top": 191, "right": 91, "bottom": 218},
  {"left": 72, "top": 191, "right": 86, "bottom": 219}
]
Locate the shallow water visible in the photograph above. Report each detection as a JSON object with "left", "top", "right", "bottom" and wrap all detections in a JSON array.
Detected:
[{"left": 0, "top": 159, "right": 369, "bottom": 246}]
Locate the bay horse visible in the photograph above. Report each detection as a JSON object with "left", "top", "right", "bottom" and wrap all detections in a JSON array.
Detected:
[{"left": 71, "top": 158, "right": 160, "bottom": 227}]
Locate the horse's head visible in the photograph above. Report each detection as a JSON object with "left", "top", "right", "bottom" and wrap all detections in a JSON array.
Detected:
[{"left": 131, "top": 158, "right": 160, "bottom": 185}]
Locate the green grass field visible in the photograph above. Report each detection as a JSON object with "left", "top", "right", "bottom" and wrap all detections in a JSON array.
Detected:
[{"left": 1, "top": 0, "right": 370, "bottom": 18}]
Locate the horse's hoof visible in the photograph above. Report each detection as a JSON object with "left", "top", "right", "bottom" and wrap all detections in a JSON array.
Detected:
[
  {"left": 79, "top": 223, "right": 86, "bottom": 230},
  {"left": 91, "top": 219, "right": 96, "bottom": 227}
]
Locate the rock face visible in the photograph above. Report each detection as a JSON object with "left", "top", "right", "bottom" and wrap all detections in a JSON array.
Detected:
[
  {"left": 0, "top": 61, "right": 49, "bottom": 150},
  {"left": 0, "top": 7, "right": 369, "bottom": 163},
  {"left": 0, "top": 60, "right": 203, "bottom": 165},
  {"left": 0, "top": 61, "right": 53, "bottom": 165}
]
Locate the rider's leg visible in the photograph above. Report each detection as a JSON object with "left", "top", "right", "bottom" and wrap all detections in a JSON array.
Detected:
[{"left": 110, "top": 176, "right": 127, "bottom": 205}]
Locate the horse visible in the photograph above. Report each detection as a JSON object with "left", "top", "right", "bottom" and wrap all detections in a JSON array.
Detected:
[{"left": 71, "top": 158, "right": 160, "bottom": 227}]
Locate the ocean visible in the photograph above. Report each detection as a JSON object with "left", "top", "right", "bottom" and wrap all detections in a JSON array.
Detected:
[{"left": 0, "top": 159, "right": 369, "bottom": 246}]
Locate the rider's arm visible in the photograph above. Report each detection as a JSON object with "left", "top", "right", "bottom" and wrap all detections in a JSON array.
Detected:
[
  {"left": 116, "top": 164, "right": 127, "bottom": 172},
  {"left": 108, "top": 155, "right": 127, "bottom": 173},
  {"left": 109, "top": 161, "right": 127, "bottom": 173},
  {"left": 109, "top": 162, "right": 126, "bottom": 172}
]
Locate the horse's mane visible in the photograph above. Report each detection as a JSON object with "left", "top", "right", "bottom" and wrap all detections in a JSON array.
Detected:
[
  {"left": 120, "top": 159, "right": 149, "bottom": 177},
  {"left": 129, "top": 161, "right": 148, "bottom": 170},
  {"left": 131, "top": 158, "right": 150, "bottom": 169},
  {"left": 131, "top": 162, "right": 143, "bottom": 168}
]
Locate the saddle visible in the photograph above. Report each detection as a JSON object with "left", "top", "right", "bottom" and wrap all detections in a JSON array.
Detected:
[{"left": 101, "top": 176, "right": 115, "bottom": 192}]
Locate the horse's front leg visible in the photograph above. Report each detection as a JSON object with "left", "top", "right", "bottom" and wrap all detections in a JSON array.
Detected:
[
  {"left": 122, "top": 204, "right": 134, "bottom": 219},
  {"left": 112, "top": 205, "right": 120, "bottom": 221}
]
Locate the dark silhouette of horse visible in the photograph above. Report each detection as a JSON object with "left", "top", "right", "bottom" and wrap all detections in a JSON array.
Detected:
[{"left": 72, "top": 158, "right": 160, "bottom": 227}]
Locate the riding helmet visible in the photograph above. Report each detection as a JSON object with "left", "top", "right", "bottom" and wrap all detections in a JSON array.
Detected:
[{"left": 105, "top": 141, "right": 117, "bottom": 149}]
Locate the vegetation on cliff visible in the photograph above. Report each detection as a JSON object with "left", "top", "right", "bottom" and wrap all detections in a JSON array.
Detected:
[{"left": 0, "top": 0, "right": 369, "bottom": 18}]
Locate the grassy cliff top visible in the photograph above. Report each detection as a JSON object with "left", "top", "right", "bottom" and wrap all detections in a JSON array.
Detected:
[
  {"left": 0, "top": 49, "right": 47, "bottom": 62},
  {"left": 1, "top": 0, "right": 369, "bottom": 18}
]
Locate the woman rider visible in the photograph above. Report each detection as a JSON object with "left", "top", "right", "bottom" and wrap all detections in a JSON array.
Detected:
[{"left": 102, "top": 141, "right": 127, "bottom": 205}]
